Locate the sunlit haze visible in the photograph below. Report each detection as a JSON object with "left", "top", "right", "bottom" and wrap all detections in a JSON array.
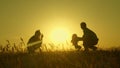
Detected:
[
  {"left": 50, "top": 27, "right": 70, "bottom": 44},
  {"left": 0, "top": 0, "right": 120, "bottom": 49}
]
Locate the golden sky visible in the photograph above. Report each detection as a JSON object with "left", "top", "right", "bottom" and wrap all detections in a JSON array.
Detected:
[{"left": 0, "top": 0, "right": 120, "bottom": 49}]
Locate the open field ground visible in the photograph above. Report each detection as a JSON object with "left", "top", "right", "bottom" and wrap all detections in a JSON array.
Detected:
[{"left": 0, "top": 49, "right": 120, "bottom": 68}]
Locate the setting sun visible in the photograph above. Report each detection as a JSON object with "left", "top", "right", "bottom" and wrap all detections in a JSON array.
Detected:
[{"left": 50, "top": 27, "right": 70, "bottom": 44}]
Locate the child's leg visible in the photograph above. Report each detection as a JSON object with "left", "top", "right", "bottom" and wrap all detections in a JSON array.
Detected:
[{"left": 74, "top": 45, "right": 81, "bottom": 51}]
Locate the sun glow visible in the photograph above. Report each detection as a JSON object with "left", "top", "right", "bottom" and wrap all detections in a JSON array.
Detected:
[{"left": 50, "top": 28, "right": 70, "bottom": 44}]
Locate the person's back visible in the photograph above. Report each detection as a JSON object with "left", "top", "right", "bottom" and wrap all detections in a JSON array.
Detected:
[
  {"left": 27, "top": 35, "right": 40, "bottom": 44},
  {"left": 83, "top": 28, "right": 98, "bottom": 46}
]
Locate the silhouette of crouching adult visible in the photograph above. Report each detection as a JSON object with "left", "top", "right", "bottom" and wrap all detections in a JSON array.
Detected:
[
  {"left": 27, "top": 30, "right": 43, "bottom": 53},
  {"left": 80, "top": 22, "right": 99, "bottom": 51}
]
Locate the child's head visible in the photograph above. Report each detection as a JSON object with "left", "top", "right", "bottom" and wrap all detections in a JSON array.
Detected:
[{"left": 72, "top": 34, "right": 77, "bottom": 39}]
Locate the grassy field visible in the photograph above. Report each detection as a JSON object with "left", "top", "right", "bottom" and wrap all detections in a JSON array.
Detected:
[{"left": 0, "top": 49, "right": 120, "bottom": 68}]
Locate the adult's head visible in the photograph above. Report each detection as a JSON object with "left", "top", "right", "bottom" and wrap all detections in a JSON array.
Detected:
[
  {"left": 80, "top": 22, "right": 87, "bottom": 29},
  {"left": 35, "top": 30, "right": 41, "bottom": 37}
]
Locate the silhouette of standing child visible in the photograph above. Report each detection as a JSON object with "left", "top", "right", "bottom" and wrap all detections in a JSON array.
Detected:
[{"left": 71, "top": 34, "right": 82, "bottom": 51}]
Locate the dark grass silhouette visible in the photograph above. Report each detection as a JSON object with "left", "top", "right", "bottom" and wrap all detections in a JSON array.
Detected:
[{"left": 0, "top": 49, "right": 120, "bottom": 68}]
